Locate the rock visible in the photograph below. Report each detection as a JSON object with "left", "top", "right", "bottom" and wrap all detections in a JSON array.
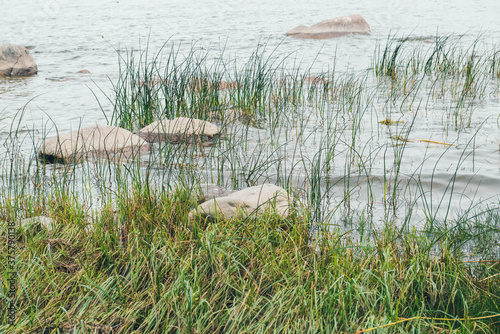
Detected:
[
  {"left": 217, "top": 81, "right": 242, "bottom": 90},
  {"left": 138, "top": 77, "right": 164, "bottom": 87},
  {"left": 47, "top": 77, "right": 72, "bottom": 82},
  {"left": 187, "top": 77, "right": 242, "bottom": 92},
  {"left": 20, "top": 216, "right": 56, "bottom": 231},
  {"left": 286, "top": 14, "right": 370, "bottom": 39},
  {"left": 138, "top": 117, "right": 221, "bottom": 144},
  {"left": 0, "top": 44, "right": 38, "bottom": 76},
  {"left": 189, "top": 184, "right": 292, "bottom": 221},
  {"left": 3, "top": 216, "right": 55, "bottom": 232},
  {"left": 77, "top": 69, "right": 91, "bottom": 74},
  {"left": 39, "top": 124, "right": 150, "bottom": 164}
]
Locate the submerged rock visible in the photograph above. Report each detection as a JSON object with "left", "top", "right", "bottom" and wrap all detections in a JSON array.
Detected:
[
  {"left": 217, "top": 81, "right": 242, "bottom": 90},
  {"left": 139, "top": 117, "right": 221, "bottom": 144},
  {"left": 39, "top": 125, "right": 149, "bottom": 164},
  {"left": 286, "top": 14, "right": 370, "bottom": 39},
  {"left": 189, "top": 184, "right": 292, "bottom": 221},
  {"left": 0, "top": 44, "right": 38, "bottom": 76},
  {"left": 196, "top": 183, "right": 232, "bottom": 203},
  {"left": 304, "top": 76, "right": 329, "bottom": 84},
  {"left": 188, "top": 77, "right": 242, "bottom": 92}
]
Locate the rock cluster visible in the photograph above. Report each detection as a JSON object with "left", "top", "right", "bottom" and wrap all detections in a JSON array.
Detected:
[{"left": 39, "top": 118, "right": 221, "bottom": 164}]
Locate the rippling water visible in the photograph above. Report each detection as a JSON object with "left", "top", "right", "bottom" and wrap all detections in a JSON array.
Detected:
[
  {"left": 3, "top": 0, "right": 500, "bottom": 130},
  {"left": 1, "top": 0, "right": 500, "bottom": 226}
]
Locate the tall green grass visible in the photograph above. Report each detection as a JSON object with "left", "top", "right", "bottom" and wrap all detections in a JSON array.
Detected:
[
  {"left": 1, "top": 36, "right": 500, "bottom": 332},
  {"left": 1, "top": 183, "right": 499, "bottom": 332}
]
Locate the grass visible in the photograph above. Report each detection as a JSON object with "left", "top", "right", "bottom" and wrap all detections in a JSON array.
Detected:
[
  {"left": 1, "top": 34, "right": 500, "bottom": 332},
  {"left": 1, "top": 185, "right": 500, "bottom": 333}
]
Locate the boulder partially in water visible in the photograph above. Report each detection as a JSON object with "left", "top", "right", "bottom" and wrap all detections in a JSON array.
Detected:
[
  {"left": 139, "top": 117, "right": 221, "bottom": 144},
  {"left": 0, "top": 44, "right": 38, "bottom": 76},
  {"left": 189, "top": 184, "right": 292, "bottom": 221},
  {"left": 39, "top": 125, "right": 149, "bottom": 164},
  {"left": 286, "top": 14, "right": 370, "bottom": 39}
]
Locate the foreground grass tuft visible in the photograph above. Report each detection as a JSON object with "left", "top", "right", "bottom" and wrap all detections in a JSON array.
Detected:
[{"left": 1, "top": 187, "right": 499, "bottom": 333}]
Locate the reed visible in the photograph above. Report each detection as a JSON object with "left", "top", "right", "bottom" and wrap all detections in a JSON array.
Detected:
[{"left": 1, "top": 36, "right": 500, "bottom": 333}]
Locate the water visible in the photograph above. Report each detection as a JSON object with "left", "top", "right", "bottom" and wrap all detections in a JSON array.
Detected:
[
  {"left": 3, "top": 0, "right": 500, "bottom": 131},
  {"left": 1, "top": 0, "right": 500, "bottom": 228}
]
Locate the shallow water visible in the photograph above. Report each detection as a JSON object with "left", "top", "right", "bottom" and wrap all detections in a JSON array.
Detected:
[
  {"left": 3, "top": 0, "right": 500, "bottom": 131},
  {"left": 1, "top": 0, "right": 500, "bottom": 227}
]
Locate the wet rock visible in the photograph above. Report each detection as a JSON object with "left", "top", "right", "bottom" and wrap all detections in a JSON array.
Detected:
[
  {"left": 77, "top": 69, "right": 91, "bottom": 74},
  {"left": 39, "top": 125, "right": 149, "bottom": 164},
  {"left": 139, "top": 117, "right": 221, "bottom": 144},
  {"left": 189, "top": 184, "right": 292, "bottom": 221},
  {"left": 286, "top": 14, "right": 370, "bottom": 39},
  {"left": 0, "top": 44, "right": 38, "bottom": 76},
  {"left": 217, "top": 81, "right": 241, "bottom": 90},
  {"left": 138, "top": 77, "right": 164, "bottom": 87},
  {"left": 304, "top": 76, "right": 329, "bottom": 84}
]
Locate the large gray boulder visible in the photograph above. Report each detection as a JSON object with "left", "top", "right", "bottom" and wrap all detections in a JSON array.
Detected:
[
  {"left": 39, "top": 125, "right": 150, "bottom": 163},
  {"left": 189, "top": 184, "right": 292, "bottom": 221},
  {"left": 139, "top": 117, "right": 220, "bottom": 143},
  {"left": 286, "top": 14, "right": 370, "bottom": 39},
  {"left": 0, "top": 44, "right": 38, "bottom": 76}
]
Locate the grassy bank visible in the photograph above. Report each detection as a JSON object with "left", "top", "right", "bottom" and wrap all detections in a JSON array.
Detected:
[
  {"left": 1, "top": 185, "right": 500, "bottom": 333},
  {"left": 1, "top": 35, "right": 500, "bottom": 333}
]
